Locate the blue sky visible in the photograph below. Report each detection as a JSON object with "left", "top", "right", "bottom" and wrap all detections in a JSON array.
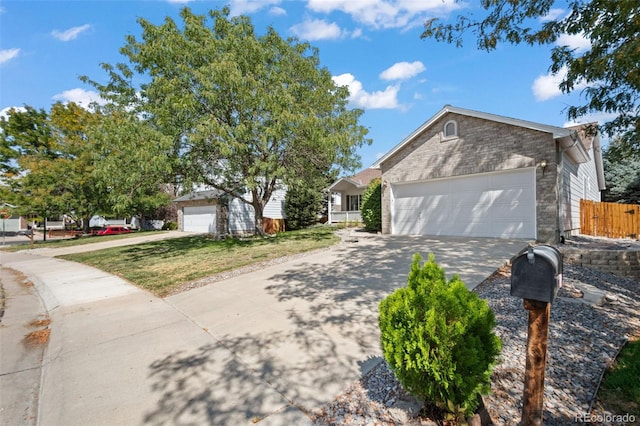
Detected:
[{"left": 0, "top": 0, "right": 612, "bottom": 170}]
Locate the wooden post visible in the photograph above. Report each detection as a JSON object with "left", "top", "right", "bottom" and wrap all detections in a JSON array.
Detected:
[{"left": 522, "top": 299, "right": 550, "bottom": 426}]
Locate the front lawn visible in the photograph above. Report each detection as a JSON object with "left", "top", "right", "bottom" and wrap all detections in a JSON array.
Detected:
[{"left": 60, "top": 227, "right": 340, "bottom": 297}]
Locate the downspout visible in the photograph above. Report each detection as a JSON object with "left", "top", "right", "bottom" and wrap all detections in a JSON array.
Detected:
[
  {"left": 557, "top": 132, "right": 580, "bottom": 242},
  {"left": 556, "top": 142, "right": 564, "bottom": 243}
]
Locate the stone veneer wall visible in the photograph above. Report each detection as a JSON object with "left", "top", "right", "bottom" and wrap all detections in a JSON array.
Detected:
[
  {"left": 562, "top": 249, "right": 640, "bottom": 281},
  {"left": 380, "top": 113, "right": 559, "bottom": 242}
]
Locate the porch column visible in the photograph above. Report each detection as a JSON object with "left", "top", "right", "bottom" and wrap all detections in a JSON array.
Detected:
[{"left": 327, "top": 191, "right": 332, "bottom": 223}]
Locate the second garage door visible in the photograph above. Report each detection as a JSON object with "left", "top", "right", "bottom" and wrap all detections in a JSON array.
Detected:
[
  {"left": 183, "top": 206, "right": 217, "bottom": 233},
  {"left": 391, "top": 168, "right": 536, "bottom": 239}
]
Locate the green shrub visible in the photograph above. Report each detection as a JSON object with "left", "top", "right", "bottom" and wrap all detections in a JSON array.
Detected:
[
  {"left": 361, "top": 178, "right": 381, "bottom": 232},
  {"left": 378, "top": 253, "right": 501, "bottom": 417},
  {"left": 162, "top": 221, "right": 178, "bottom": 230},
  {"left": 284, "top": 184, "right": 323, "bottom": 230}
]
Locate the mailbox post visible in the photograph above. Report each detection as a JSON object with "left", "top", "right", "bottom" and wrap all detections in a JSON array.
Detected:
[{"left": 511, "top": 245, "right": 563, "bottom": 426}]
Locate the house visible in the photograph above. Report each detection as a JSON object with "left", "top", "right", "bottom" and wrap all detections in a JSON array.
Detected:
[
  {"left": 370, "top": 105, "right": 605, "bottom": 243},
  {"left": 0, "top": 202, "right": 25, "bottom": 234},
  {"left": 173, "top": 187, "right": 286, "bottom": 235},
  {"left": 326, "top": 168, "right": 381, "bottom": 223}
]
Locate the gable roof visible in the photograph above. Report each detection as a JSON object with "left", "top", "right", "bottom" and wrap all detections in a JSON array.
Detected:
[
  {"left": 327, "top": 168, "right": 381, "bottom": 191},
  {"left": 371, "top": 105, "right": 590, "bottom": 168}
]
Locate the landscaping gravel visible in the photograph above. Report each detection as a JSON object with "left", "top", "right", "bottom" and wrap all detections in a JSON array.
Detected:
[{"left": 311, "top": 237, "right": 640, "bottom": 425}]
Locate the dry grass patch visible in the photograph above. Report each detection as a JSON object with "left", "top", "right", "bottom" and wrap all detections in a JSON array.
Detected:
[
  {"left": 61, "top": 227, "right": 340, "bottom": 297},
  {"left": 24, "top": 328, "right": 50, "bottom": 346},
  {"left": 29, "top": 318, "right": 51, "bottom": 328}
]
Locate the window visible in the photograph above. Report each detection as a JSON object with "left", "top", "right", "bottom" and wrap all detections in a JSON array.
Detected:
[
  {"left": 346, "top": 194, "right": 362, "bottom": 211},
  {"left": 444, "top": 120, "right": 457, "bottom": 138}
]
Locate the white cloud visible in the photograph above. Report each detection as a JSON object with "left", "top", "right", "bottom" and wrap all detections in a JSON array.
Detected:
[
  {"left": 332, "top": 73, "right": 400, "bottom": 109},
  {"left": 540, "top": 8, "right": 564, "bottom": 22},
  {"left": 532, "top": 68, "right": 566, "bottom": 101},
  {"left": 230, "top": 0, "right": 281, "bottom": 16},
  {"left": 51, "top": 24, "right": 91, "bottom": 42},
  {"left": 269, "top": 6, "right": 287, "bottom": 16},
  {"left": 307, "top": 0, "right": 460, "bottom": 30},
  {"left": 532, "top": 66, "right": 588, "bottom": 101},
  {"left": 555, "top": 32, "right": 591, "bottom": 52},
  {"left": 351, "top": 28, "right": 363, "bottom": 39},
  {"left": 564, "top": 111, "right": 618, "bottom": 128},
  {"left": 52, "top": 88, "right": 105, "bottom": 108},
  {"left": 379, "top": 61, "right": 425, "bottom": 81},
  {"left": 1, "top": 106, "right": 27, "bottom": 120},
  {"left": 0, "top": 48, "right": 20, "bottom": 65},
  {"left": 290, "top": 19, "right": 344, "bottom": 41}
]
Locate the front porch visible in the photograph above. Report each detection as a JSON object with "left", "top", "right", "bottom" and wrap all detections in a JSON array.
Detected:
[
  {"left": 328, "top": 210, "right": 362, "bottom": 224},
  {"left": 326, "top": 169, "right": 381, "bottom": 225}
]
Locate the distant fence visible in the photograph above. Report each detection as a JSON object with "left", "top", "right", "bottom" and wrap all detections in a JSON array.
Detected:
[
  {"left": 580, "top": 199, "right": 640, "bottom": 239},
  {"left": 263, "top": 217, "right": 285, "bottom": 234}
]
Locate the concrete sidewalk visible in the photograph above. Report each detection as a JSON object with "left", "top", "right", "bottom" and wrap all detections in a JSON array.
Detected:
[{"left": 0, "top": 234, "right": 528, "bottom": 425}]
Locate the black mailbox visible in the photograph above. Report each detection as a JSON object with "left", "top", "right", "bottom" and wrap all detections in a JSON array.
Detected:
[{"left": 510, "top": 245, "right": 563, "bottom": 303}]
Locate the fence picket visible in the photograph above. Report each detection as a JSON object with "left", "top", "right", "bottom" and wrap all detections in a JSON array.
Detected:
[{"left": 580, "top": 199, "right": 640, "bottom": 239}]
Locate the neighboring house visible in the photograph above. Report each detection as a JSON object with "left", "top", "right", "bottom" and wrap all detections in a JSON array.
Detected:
[
  {"left": 173, "top": 187, "right": 287, "bottom": 235},
  {"left": 326, "top": 168, "right": 381, "bottom": 224},
  {"left": 370, "top": 105, "right": 605, "bottom": 243},
  {"left": 0, "top": 202, "right": 26, "bottom": 234}
]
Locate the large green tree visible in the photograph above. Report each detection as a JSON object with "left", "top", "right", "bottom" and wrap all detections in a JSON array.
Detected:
[
  {"left": 422, "top": 0, "right": 640, "bottom": 148},
  {"left": 82, "top": 7, "right": 370, "bottom": 234},
  {"left": 0, "top": 103, "right": 103, "bottom": 236},
  {"left": 89, "top": 108, "right": 175, "bottom": 222},
  {"left": 603, "top": 134, "right": 640, "bottom": 204}
]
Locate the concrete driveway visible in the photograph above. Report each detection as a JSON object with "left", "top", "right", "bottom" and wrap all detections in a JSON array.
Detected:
[{"left": 1, "top": 233, "right": 527, "bottom": 425}]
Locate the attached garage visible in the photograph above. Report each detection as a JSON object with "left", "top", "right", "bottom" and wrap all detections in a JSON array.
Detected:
[
  {"left": 372, "top": 105, "right": 606, "bottom": 243},
  {"left": 183, "top": 206, "right": 217, "bottom": 233},
  {"left": 391, "top": 168, "right": 536, "bottom": 238}
]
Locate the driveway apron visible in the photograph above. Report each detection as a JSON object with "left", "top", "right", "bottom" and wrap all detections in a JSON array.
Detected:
[{"left": 1, "top": 234, "right": 527, "bottom": 425}]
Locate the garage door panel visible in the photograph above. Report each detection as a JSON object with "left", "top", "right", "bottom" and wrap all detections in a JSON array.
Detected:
[
  {"left": 183, "top": 206, "right": 217, "bottom": 233},
  {"left": 391, "top": 169, "right": 535, "bottom": 238}
]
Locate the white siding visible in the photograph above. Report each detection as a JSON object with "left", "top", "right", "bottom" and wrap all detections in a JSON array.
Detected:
[
  {"left": 2, "top": 218, "right": 20, "bottom": 232},
  {"left": 228, "top": 198, "right": 254, "bottom": 234},
  {"left": 228, "top": 186, "right": 287, "bottom": 234},
  {"left": 264, "top": 187, "right": 286, "bottom": 219},
  {"left": 561, "top": 148, "right": 600, "bottom": 234}
]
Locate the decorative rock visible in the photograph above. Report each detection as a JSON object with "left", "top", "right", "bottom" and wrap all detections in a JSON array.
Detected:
[{"left": 312, "top": 237, "right": 640, "bottom": 425}]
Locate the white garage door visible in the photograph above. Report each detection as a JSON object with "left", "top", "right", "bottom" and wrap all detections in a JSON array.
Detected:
[
  {"left": 392, "top": 168, "right": 536, "bottom": 239},
  {"left": 183, "top": 206, "right": 216, "bottom": 233}
]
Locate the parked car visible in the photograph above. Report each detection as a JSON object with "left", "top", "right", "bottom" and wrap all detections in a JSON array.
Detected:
[{"left": 96, "top": 226, "right": 133, "bottom": 236}]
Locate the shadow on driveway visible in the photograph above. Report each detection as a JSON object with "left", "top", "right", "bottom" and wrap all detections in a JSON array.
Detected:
[{"left": 147, "top": 235, "right": 528, "bottom": 424}]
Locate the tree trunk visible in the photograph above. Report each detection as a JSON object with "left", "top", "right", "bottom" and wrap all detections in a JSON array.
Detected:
[
  {"left": 252, "top": 199, "right": 265, "bottom": 236},
  {"left": 83, "top": 216, "right": 91, "bottom": 234}
]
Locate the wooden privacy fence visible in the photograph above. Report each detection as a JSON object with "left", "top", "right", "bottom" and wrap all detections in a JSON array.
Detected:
[{"left": 581, "top": 199, "right": 640, "bottom": 239}]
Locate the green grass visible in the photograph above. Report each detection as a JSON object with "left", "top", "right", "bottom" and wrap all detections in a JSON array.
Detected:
[
  {"left": 60, "top": 227, "right": 340, "bottom": 297},
  {"left": 0, "top": 231, "right": 166, "bottom": 252},
  {"left": 597, "top": 337, "right": 640, "bottom": 416}
]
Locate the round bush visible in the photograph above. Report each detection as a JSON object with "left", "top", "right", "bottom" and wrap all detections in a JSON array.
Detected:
[{"left": 378, "top": 253, "right": 501, "bottom": 416}]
